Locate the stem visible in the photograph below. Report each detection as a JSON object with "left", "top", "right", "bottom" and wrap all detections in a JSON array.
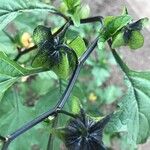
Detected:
[
  {"left": 1, "top": 142, "right": 10, "bottom": 150},
  {"left": 47, "top": 115, "right": 59, "bottom": 150},
  {"left": 52, "top": 11, "right": 69, "bottom": 21},
  {"left": 47, "top": 78, "right": 63, "bottom": 150},
  {"left": 56, "top": 37, "right": 99, "bottom": 109},
  {"left": 80, "top": 16, "right": 103, "bottom": 24},
  {"left": 107, "top": 39, "right": 129, "bottom": 72},
  {"left": 57, "top": 110, "right": 77, "bottom": 118},
  {"left": 1, "top": 36, "right": 99, "bottom": 150},
  {"left": 59, "top": 79, "right": 63, "bottom": 94},
  {"left": 14, "top": 45, "right": 37, "bottom": 61}
]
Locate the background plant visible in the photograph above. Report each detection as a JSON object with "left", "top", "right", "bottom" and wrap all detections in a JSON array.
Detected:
[{"left": 0, "top": 0, "right": 149, "bottom": 150}]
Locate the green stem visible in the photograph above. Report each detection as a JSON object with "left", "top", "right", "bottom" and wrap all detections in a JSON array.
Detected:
[
  {"left": 59, "top": 79, "right": 63, "bottom": 94},
  {"left": 47, "top": 78, "right": 63, "bottom": 150},
  {"left": 57, "top": 110, "right": 77, "bottom": 118},
  {"left": 47, "top": 116, "right": 58, "bottom": 150}
]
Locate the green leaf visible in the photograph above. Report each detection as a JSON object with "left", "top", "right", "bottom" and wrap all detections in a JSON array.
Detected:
[
  {"left": 0, "top": 31, "right": 15, "bottom": 55},
  {"left": 0, "top": 51, "right": 43, "bottom": 77},
  {"left": 98, "top": 37, "right": 105, "bottom": 51},
  {"left": 63, "top": 0, "right": 80, "bottom": 10},
  {"left": 129, "top": 31, "right": 144, "bottom": 50},
  {"left": 79, "top": 4, "right": 90, "bottom": 19},
  {"left": 52, "top": 53, "right": 70, "bottom": 79},
  {"left": 0, "top": 0, "right": 56, "bottom": 30},
  {"left": 104, "top": 15, "right": 132, "bottom": 36},
  {"left": 103, "top": 16, "right": 116, "bottom": 27},
  {"left": 65, "top": 29, "right": 79, "bottom": 41},
  {"left": 0, "top": 88, "right": 50, "bottom": 150},
  {"left": 31, "top": 49, "right": 50, "bottom": 68},
  {"left": 112, "top": 31, "right": 126, "bottom": 49},
  {"left": 35, "top": 88, "right": 60, "bottom": 114},
  {"left": 70, "top": 8, "right": 81, "bottom": 27},
  {"left": 63, "top": 0, "right": 81, "bottom": 26},
  {"left": 33, "top": 25, "right": 54, "bottom": 46},
  {"left": 0, "top": 77, "right": 17, "bottom": 101},
  {"left": 112, "top": 30, "right": 145, "bottom": 50},
  {"left": 0, "top": 88, "right": 36, "bottom": 134},
  {"left": 31, "top": 72, "right": 55, "bottom": 96},
  {"left": 108, "top": 49, "right": 150, "bottom": 147},
  {"left": 51, "top": 127, "right": 67, "bottom": 142},
  {"left": 69, "top": 36, "right": 86, "bottom": 57},
  {"left": 0, "top": 51, "right": 44, "bottom": 101},
  {"left": 71, "top": 96, "right": 81, "bottom": 114},
  {"left": 0, "top": 51, "right": 26, "bottom": 77},
  {"left": 99, "top": 15, "right": 132, "bottom": 50},
  {"left": 130, "top": 17, "right": 149, "bottom": 31}
]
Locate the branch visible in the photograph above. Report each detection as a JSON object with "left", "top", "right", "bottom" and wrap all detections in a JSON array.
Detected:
[
  {"left": 57, "top": 110, "right": 77, "bottom": 118},
  {"left": 52, "top": 11, "right": 69, "bottom": 21},
  {"left": 1, "top": 36, "right": 99, "bottom": 150},
  {"left": 80, "top": 16, "right": 103, "bottom": 24},
  {"left": 14, "top": 45, "right": 37, "bottom": 61}
]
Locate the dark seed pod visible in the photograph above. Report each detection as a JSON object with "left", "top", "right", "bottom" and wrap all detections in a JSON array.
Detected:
[
  {"left": 63, "top": 109, "right": 112, "bottom": 150},
  {"left": 128, "top": 18, "right": 148, "bottom": 31},
  {"left": 31, "top": 24, "right": 78, "bottom": 79},
  {"left": 123, "top": 28, "right": 132, "bottom": 44}
]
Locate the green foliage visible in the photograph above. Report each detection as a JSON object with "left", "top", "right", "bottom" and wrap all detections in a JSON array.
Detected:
[
  {"left": 79, "top": 4, "right": 90, "bottom": 19},
  {"left": 99, "top": 11, "right": 149, "bottom": 51},
  {"left": 0, "top": 89, "right": 37, "bottom": 149},
  {"left": 0, "top": 51, "right": 27, "bottom": 77},
  {"left": 128, "top": 31, "right": 144, "bottom": 49},
  {"left": 71, "top": 96, "right": 81, "bottom": 114},
  {"left": 52, "top": 109, "right": 111, "bottom": 150},
  {"left": 52, "top": 53, "right": 70, "bottom": 79},
  {"left": 0, "top": 51, "right": 43, "bottom": 101},
  {"left": 111, "top": 31, "right": 125, "bottom": 48},
  {"left": 107, "top": 50, "right": 150, "bottom": 148},
  {"left": 112, "top": 17, "right": 149, "bottom": 50},
  {"left": 63, "top": 0, "right": 80, "bottom": 10},
  {"left": 32, "top": 25, "right": 78, "bottom": 79},
  {"left": 98, "top": 14, "right": 132, "bottom": 51},
  {"left": 62, "top": 0, "right": 90, "bottom": 26},
  {"left": 103, "top": 15, "right": 132, "bottom": 36},
  {"left": 69, "top": 36, "right": 86, "bottom": 57},
  {"left": 0, "top": 0, "right": 56, "bottom": 30},
  {"left": 0, "top": 78, "right": 17, "bottom": 101},
  {"left": 0, "top": 1, "right": 149, "bottom": 150}
]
